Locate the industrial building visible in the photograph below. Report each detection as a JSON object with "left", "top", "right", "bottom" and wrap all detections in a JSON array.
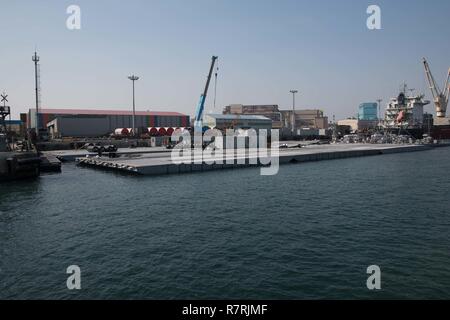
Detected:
[
  {"left": 223, "top": 105, "right": 329, "bottom": 135},
  {"left": 359, "top": 103, "right": 378, "bottom": 120},
  {"left": 281, "top": 109, "right": 329, "bottom": 131},
  {"left": 27, "top": 108, "right": 189, "bottom": 138},
  {"left": 223, "top": 104, "right": 283, "bottom": 129},
  {"left": 337, "top": 118, "right": 378, "bottom": 133},
  {"left": 295, "top": 128, "right": 327, "bottom": 137},
  {"left": 203, "top": 114, "right": 272, "bottom": 132}
]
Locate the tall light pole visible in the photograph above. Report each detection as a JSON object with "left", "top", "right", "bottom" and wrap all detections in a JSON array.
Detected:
[
  {"left": 128, "top": 75, "right": 139, "bottom": 136},
  {"left": 290, "top": 90, "right": 298, "bottom": 135},
  {"left": 32, "top": 51, "right": 40, "bottom": 131}
]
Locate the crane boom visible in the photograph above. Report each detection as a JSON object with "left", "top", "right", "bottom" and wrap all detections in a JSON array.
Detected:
[
  {"left": 422, "top": 58, "right": 449, "bottom": 118},
  {"left": 445, "top": 68, "right": 450, "bottom": 102},
  {"left": 423, "top": 58, "right": 440, "bottom": 100},
  {"left": 194, "top": 56, "right": 218, "bottom": 132}
]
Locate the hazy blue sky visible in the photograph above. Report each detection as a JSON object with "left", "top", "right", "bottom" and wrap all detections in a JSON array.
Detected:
[{"left": 1, "top": 0, "right": 449, "bottom": 119}]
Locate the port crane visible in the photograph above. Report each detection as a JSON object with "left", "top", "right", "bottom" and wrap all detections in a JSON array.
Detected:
[
  {"left": 194, "top": 56, "right": 218, "bottom": 132},
  {"left": 422, "top": 58, "right": 450, "bottom": 118}
]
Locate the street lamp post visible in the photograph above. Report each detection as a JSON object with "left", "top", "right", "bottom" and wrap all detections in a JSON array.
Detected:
[
  {"left": 128, "top": 75, "right": 139, "bottom": 136},
  {"left": 32, "top": 51, "right": 40, "bottom": 131},
  {"left": 290, "top": 90, "right": 298, "bottom": 136}
]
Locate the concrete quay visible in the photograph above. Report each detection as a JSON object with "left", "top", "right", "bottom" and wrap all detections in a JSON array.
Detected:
[{"left": 75, "top": 143, "right": 435, "bottom": 176}]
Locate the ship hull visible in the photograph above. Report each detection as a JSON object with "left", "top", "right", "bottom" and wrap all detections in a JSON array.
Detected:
[{"left": 431, "top": 125, "right": 450, "bottom": 140}]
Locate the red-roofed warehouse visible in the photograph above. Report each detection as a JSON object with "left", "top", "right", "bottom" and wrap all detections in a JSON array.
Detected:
[{"left": 27, "top": 108, "right": 190, "bottom": 138}]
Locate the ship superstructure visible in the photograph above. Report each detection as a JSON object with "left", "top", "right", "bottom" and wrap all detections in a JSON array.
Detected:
[{"left": 384, "top": 90, "right": 430, "bottom": 129}]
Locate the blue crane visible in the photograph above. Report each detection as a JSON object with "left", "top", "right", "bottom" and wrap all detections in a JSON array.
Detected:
[{"left": 194, "top": 56, "right": 218, "bottom": 133}]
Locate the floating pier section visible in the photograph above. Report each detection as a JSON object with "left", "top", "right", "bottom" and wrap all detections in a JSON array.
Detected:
[{"left": 75, "top": 143, "right": 434, "bottom": 176}]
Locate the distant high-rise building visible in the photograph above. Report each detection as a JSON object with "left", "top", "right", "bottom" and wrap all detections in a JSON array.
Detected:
[{"left": 358, "top": 103, "right": 378, "bottom": 121}]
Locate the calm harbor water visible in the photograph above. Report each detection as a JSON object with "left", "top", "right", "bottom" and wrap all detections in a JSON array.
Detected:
[{"left": 1, "top": 147, "right": 450, "bottom": 299}]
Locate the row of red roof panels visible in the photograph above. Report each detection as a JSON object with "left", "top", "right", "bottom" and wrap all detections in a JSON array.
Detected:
[{"left": 31, "top": 108, "right": 189, "bottom": 117}]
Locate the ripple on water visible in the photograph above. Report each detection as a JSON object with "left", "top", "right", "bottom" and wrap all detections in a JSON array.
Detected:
[{"left": 1, "top": 148, "right": 450, "bottom": 299}]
